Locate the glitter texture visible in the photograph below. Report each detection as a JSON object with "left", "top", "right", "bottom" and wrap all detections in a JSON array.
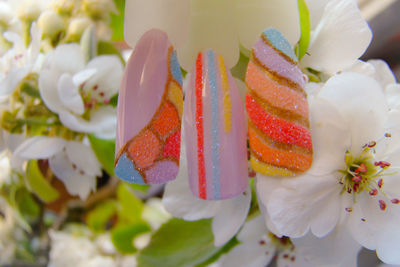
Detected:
[
  {"left": 246, "top": 28, "right": 313, "bottom": 176},
  {"left": 195, "top": 52, "right": 207, "bottom": 200},
  {"left": 184, "top": 50, "right": 248, "bottom": 200},
  {"left": 208, "top": 50, "right": 221, "bottom": 200},
  {"left": 115, "top": 29, "right": 183, "bottom": 184}
]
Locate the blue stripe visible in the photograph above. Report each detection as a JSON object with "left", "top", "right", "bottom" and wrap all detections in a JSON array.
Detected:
[
  {"left": 170, "top": 50, "right": 183, "bottom": 86},
  {"left": 114, "top": 153, "right": 146, "bottom": 184},
  {"left": 207, "top": 50, "right": 221, "bottom": 200},
  {"left": 263, "top": 28, "right": 298, "bottom": 62}
]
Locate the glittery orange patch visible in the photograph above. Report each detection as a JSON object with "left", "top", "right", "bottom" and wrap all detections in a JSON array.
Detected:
[
  {"left": 128, "top": 130, "right": 161, "bottom": 169},
  {"left": 249, "top": 126, "right": 312, "bottom": 172},
  {"left": 152, "top": 101, "right": 179, "bottom": 139}
]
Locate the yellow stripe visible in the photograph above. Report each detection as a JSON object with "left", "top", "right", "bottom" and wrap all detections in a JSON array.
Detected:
[
  {"left": 250, "top": 155, "right": 294, "bottom": 177},
  {"left": 218, "top": 55, "right": 232, "bottom": 133},
  {"left": 167, "top": 81, "right": 183, "bottom": 118}
]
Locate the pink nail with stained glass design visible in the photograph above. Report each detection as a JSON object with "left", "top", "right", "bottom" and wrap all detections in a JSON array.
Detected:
[{"left": 114, "top": 29, "right": 183, "bottom": 184}]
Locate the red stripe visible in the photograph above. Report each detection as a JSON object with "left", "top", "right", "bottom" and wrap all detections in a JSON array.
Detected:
[
  {"left": 195, "top": 53, "right": 207, "bottom": 199},
  {"left": 246, "top": 94, "right": 312, "bottom": 150}
]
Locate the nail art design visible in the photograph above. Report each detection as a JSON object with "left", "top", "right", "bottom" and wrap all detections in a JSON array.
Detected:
[
  {"left": 246, "top": 28, "right": 313, "bottom": 176},
  {"left": 115, "top": 29, "right": 183, "bottom": 184},
  {"left": 184, "top": 50, "right": 248, "bottom": 200}
]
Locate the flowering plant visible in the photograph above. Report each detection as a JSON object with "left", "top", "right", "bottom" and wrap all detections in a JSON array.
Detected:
[{"left": 0, "top": 0, "right": 399, "bottom": 267}]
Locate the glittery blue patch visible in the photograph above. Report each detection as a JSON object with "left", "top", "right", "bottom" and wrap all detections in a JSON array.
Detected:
[
  {"left": 170, "top": 50, "right": 183, "bottom": 86},
  {"left": 263, "top": 28, "right": 298, "bottom": 62},
  {"left": 207, "top": 50, "right": 221, "bottom": 200},
  {"left": 114, "top": 153, "right": 145, "bottom": 184}
]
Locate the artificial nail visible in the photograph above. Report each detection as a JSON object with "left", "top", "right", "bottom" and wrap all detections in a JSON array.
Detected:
[
  {"left": 114, "top": 29, "right": 183, "bottom": 184},
  {"left": 184, "top": 50, "right": 248, "bottom": 200},
  {"left": 246, "top": 28, "right": 313, "bottom": 176}
]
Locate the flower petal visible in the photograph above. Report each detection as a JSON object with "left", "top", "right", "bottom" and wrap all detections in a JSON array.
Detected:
[
  {"left": 179, "top": 0, "right": 239, "bottom": 70},
  {"left": 49, "top": 43, "right": 85, "bottom": 74},
  {"left": 301, "top": 0, "right": 372, "bottom": 74},
  {"left": 65, "top": 141, "right": 101, "bottom": 177},
  {"left": 84, "top": 55, "right": 124, "bottom": 98},
  {"left": 162, "top": 142, "right": 221, "bottom": 220},
  {"left": 57, "top": 73, "right": 84, "bottom": 115},
  {"left": 266, "top": 174, "right": 342, "bottom": 238},
  {"left": 212, "top": 186, "right": 251, "bottom": 246},
  {"left": 59, "top": 106, "right": 117, "bottom": 138},
  {"left": 72, "top": 68, "right": 96, "bottom": 86},
  {"left": 124, "top": 0, "right": 190, "bottom": 49},
  {"left": 305, "top": 0, "right": 331, "bottom": 29},
  {"left": 318, "top": 72, "right": 387, "bottom": 154},
  {"left": 369, "top": 59, "right": 397, "bottom": 88},
  {"left": 39, "top": 69, "right": 66, "bottom": 114},
  {"left": 0, "top": 66, "right": 30, "bottom": 96},
  {"left": 236, "top": 0, "right": 300, "bottom": 50},
  {"left": 14, "top": 136, "right": 66, "bottom": 159},
  {"left": 49, "top": 151, "right": 96, "bottom": 199}
]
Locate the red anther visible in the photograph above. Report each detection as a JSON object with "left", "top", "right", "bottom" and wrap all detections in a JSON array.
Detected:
[
  {"left": 353, "top": 183, "right": 359, "bottom": 192},
  {"left": 259, "top": 240, "right": 266, "bottom": 245},
  {"left": 355, "top": 163, "right": 367, "bottom": 173},
  {"left": 352, "top": 175, "right": 362, "bottom": 182},
  {"left": 391, "top": 199, "right": 400, "bottom": 204},
  {"left": 375, "top": 161, "right": 391, "bottom": 168},
  {"left": 291, "top": 256, "right": 296, "bottom": 262},
  {"left": 379, "top": 200, "right": 387, "bottom": 211},
  {"left": 369, "top": 189, "right": 378, "bottom": 196},
  {"left": 99, "top": 92, "right": 105, "bottom": 97},
  {"left": 368, "top": 141, "right": 377, "bottom": 148},
  {"left": 283, "top": 254, "right": 289, "bottom": 259},
  {"left": 85, "top": 103, "right": 92, "bottom": 109},
  {"left": 385, "top": 133, "right": 392, "bottom": 138},
  {"left": 248, "top": 169, "right": 256, "bottom": 178},
  {"left": 345, "top": 207, "right": 353, "bottom": 212},
  {"left": 378, "top": 179, "right": 383, "bottom": 188},
  {"left": 93, "top": 85, "right": 98, "bottom": 90},
  {"left": 103, "top": 99, "right": 110, "bottom": 104}
]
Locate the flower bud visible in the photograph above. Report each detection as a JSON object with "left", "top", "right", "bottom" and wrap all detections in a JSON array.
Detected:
[
  {"left": 82, "top": 0, "right": 117, "bottom": 20},
  {"left": 52, "top": 0, "right": 77, "bottom": 15},
  {"left": 17, "top": 0, "right": 43, "bottom": 21},
  {"left": 66, "top": 17, "right": 92, "bottom": 41},
  {"left": 38, "top": 10, "right": 65, "bottom": 38}
]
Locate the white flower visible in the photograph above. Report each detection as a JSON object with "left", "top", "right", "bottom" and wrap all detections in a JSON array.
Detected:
[
  {"left": 162, "top": 138, "right": 251, "bottom": 246},
  {"left": 14, "top": 136, "right": 102, "bottom": 199},
  {"left": 218, "top": 215, "right": 361, "bottom": 267},
  {"left": 0, "top": 198, "right": 17, "bottom": 265},
  {"left": 300, "top": 0, "right": 372, "bottom": 74},
  {"left": 7, "top": 0, "right": 52, "bottom": 21},
  {"left": 39, "top": 43, "right": 123, "bottom": 138},
  {"left": 124, "top": 0, "right": 301, "bottom": 70},
  {"left": 0, "top": 23, "right": 42, "bottom": 97},
  {"left": 48, "top": 230, "right": 116, "bottom": 267},
  {"left": 37, "top": 10, "right": 65, "bottom": 38},
  {"left": 258, "top": 70, "right": 400, "bottom": 264}
]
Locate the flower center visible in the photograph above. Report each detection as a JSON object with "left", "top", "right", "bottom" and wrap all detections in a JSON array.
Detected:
[{"left": 339, "top": 135, "right": 400, "bottom": 210}]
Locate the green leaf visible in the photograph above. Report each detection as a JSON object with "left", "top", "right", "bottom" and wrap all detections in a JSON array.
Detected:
[
  {"left": 87, "top": 200, "right": 118, "bottom": 232},
  {"left": 231, "top": 51, "right": 249, "bottom": 82},
  {"left": 109, "top": 93, "right": 118, "bottom": 107},
  {"left": 25, "top": 160, "right": 59, "bottom": 203},
  {"left": 127, "top": 183, "right": 150, "bottom": 194},
  {"left": 111, "top": 223, "right": 151, "bottom": 254},
  {"left": 110, "top": 0, "right": 125, "bottom": 42},
  {"left": 117, "top": 183, "right": 144, "bottom": 224},
  {"left": 296, "top": 0, "right": 311, "bottom": 60},
  {"left": 138, "top": 219, "right": 219, "bottom": 267},
  {"left": 15, "top": 188, "right": 40, "bottom": 220},
  {"left": 88, "top": 134, "right": 115, "bottom": 176},
  {"left": 196, "top": 237, "right": 239, "bottom": 267},
  {"left": 97, "top": 40, "right": 125, "bottom": 65}
]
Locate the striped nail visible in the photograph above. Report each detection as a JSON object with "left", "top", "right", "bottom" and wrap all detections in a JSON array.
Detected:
[
  {"left": 246, "top": 28, "right": 313, "bottom": 176},
  {"left": 114, "top": 29, "right": 183, "bottom": 184},
  {"left": 184, "top": 50, "right": 248, "bottom": 200}
]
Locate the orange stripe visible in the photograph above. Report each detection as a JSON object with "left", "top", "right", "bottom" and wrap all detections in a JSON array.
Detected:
[
  {"left": 249, "top": 126, "right": 312, "bottom": 172},
  {"left": 195, "top": 53, "right": 206, "bottom": 199},
  {"left": 246, "top": 61, "right": 308, "bottom": 118},
  {"left": 246, "top": 94, "right": 312, "bottom": 150}
]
